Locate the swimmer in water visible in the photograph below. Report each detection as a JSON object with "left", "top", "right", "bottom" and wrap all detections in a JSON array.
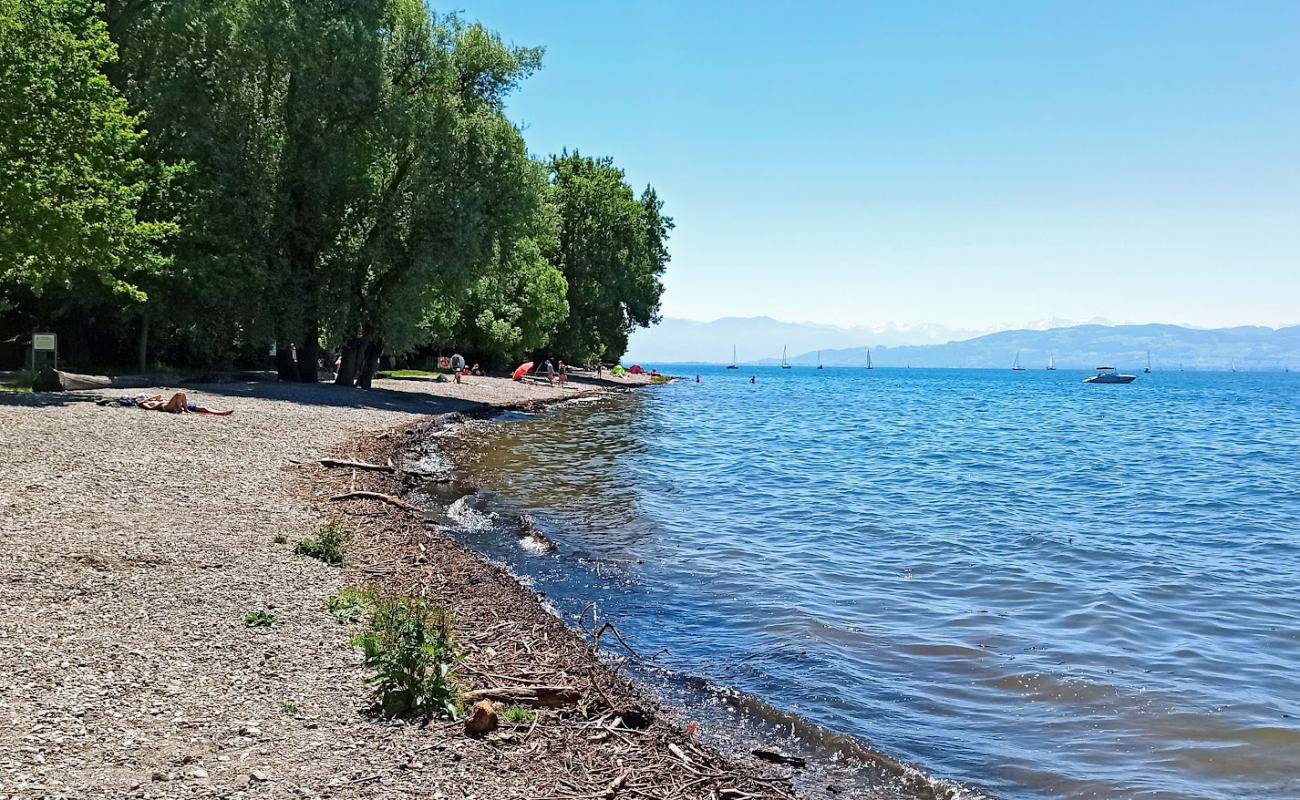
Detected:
[{"left": 750, "top": 375, "right": 756, "bottom": 384}]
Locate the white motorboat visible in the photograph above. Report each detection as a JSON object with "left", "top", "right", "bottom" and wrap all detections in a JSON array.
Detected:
[{"left": 1083, "top": 367, "right": 1137, "bottom": 384}]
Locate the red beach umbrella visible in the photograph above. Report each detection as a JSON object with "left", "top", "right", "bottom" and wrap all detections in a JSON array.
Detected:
[{"left": 512, "top": 361, "right": 534, "bottom": 381}]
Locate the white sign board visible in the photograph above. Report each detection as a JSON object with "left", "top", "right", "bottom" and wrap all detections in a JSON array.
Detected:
[{"left": 33, "top": 333, "right": 56, "bottom": 350}]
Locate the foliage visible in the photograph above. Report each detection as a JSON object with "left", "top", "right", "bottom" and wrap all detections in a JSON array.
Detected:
[
  {"left": 351, "top": 596, "right": 460, "bottom": 719},
  {"left": 295, "top": 519, "right": 348, "bottom": 565},
  {"left": 546, "top": 152, "right": 672, "bottom": 364},
  {"left": 325, "top": 586, "right": 376, "bottom": 624},
  {"left": 0, "top": 0, "right": 173, "bottom": 327},
  {"left": 3, "top": 0, "right": 670, "bottom": 372},
  {"left": 272, "top": 533, "right": 288, "bottom": 545},
  {"left": 502, "top": 705, "right": 535, "bottom": 724},
  {"left": 244, "top": 610, "right": 276, "bottom": 627}
]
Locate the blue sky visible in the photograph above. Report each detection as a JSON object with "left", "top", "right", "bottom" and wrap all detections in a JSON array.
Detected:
[{"left": 463, "top": 1, "right": 1300, "bottom": 331}]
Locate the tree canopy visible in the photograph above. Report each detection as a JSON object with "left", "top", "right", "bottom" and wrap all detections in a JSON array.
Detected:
[{"left": 2, "top": 0, "right": 669, "bottom": 375}]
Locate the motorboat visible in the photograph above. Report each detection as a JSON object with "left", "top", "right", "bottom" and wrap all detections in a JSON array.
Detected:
[{"left": 1083, "top": 367, "right": 1136, "bottom": 384}]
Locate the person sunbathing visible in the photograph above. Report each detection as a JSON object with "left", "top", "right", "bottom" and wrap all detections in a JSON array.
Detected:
[{"left": 101, "top": 392, "right": 233, "bottom": 416}]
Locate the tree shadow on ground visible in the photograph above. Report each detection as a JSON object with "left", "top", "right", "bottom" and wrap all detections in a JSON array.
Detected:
[{"left": 186, "top": 381, "right": 491, "bottom": 415}]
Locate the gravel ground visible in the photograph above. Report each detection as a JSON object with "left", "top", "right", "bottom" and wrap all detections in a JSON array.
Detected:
[
  {"left": 0, "top": 379, "right": 626, "bottom": 799},
  {"left": 0, "top": 375, "right": 803, "bottom": 800}
]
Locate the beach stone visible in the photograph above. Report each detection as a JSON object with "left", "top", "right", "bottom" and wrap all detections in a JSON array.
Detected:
[{"left": 463, "top": 701, "right": 497, "bottom": 736}]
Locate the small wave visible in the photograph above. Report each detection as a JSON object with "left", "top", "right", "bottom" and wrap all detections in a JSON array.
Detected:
[{"left": 447, "top": 495, "right": 496, "bottom": 532}]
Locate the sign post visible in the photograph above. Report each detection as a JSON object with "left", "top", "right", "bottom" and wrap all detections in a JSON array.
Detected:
[{"left": 31, "top": 333, "right": 57, "bottom": 371}]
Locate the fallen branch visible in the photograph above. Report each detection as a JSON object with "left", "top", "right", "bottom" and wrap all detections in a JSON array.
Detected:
[
  {"left": 329, "top": 491, "right": 420, "bottom": 512},
  {"left": 319, "top": 458, "right": 395, "bottom": 473},
  {"left": 461, "top": 685, "right": 581, "bottom": 707}
]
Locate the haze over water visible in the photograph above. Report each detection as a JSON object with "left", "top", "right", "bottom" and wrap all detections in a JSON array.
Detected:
[{"left": 440, "top": 367, "right": 1300, "bottom": 799}]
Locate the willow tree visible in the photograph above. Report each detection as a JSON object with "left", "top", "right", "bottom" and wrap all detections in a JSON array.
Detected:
[
  {"left": 329, "top": 14, "right": 556, "bottom": 387},
  {"left": 547, "top": 152, "right": 672, "bottom": 364},
  {"left": 0, "top": 0, "right": 171, "bottom": 353}
]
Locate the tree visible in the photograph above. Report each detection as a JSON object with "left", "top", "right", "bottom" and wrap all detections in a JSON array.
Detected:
[
  {"left": 0, "top": 0, "right": 170, "bottom": 336},
  {"left": 547, "top": 152, "right": 671, "bottom": 364}
]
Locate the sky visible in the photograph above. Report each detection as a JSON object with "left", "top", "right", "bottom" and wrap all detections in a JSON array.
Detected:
[{"left": 461, "top": 1, "right": 1300, "bottom": 331}]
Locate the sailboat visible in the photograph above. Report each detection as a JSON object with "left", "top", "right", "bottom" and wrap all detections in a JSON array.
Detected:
[
  {"left": 1012, "top": 351, "right": 1026, "bottom": 371},
  {"left": 1144, "top": 351, "right": 1152, "bottom": 374},
  {"left": 866, "top": 350, "right": 873, "bottom": 369},
  {"left": 726, "top": 345, "right": 738, "bottom": 369},
  {"left": 781, "top": 346, "right": 791, "bottom": 369},
  {"left": 1046, "top": 353, "right": 1056, "bottom": 371},
  {"left": 817, "top": 351, "right": 824, "bottom": 369}
]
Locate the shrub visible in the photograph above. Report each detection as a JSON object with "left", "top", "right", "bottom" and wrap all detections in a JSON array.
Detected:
[
  {"left": 272, "top": 534, "right": 288, "bottom": 545},
  {"left": 325, "top": 586, "right": 376, "bottom": 624},
  {"left": 244, "top": 610, "right": 277, "bottom": 627},
  {"left": 502, "top": 705, "right": 535, "bottom": 724},
  {"left": 295, "top": 519, "right": 348, "bottom": 565},
  {"left": 351, "top": 596, "right": 460, "bottom": 719}
]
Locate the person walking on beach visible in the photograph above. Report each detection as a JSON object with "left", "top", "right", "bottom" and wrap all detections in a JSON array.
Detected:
[
  {"left": 544, "top": 358, "right": 556, "bottom": 384},
  {"left": 557, "top": 360, "right": 569, "bottom": 386}
]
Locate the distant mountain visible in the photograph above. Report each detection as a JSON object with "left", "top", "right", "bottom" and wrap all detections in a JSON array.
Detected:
[
  {"left": 624, "top": 316, "right": 983, "bottom": 363},
  {"left": 768, "top": 324, "right": 1300, "bottom": 371}
]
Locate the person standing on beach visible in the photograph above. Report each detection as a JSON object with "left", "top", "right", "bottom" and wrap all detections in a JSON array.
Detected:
[{"left": 544, "top": 359, "right": 556, "bottom": 384}]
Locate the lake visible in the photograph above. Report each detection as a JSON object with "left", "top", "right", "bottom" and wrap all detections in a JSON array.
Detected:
[{"left": 427, "top": 367, "right": 1300, "bottom": 799}]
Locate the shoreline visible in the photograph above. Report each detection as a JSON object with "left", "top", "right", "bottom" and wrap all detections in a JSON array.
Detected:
[
  {"left": 411, "top": 394, "right": 978, "bottom": 800},
  {"left": 0, "top": 375, "right": 798, "bottom": 799}
]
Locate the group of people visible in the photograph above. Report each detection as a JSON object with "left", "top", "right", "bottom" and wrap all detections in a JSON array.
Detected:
[{"left": 540, "top": 358, "right": 569, "bottom": 385}]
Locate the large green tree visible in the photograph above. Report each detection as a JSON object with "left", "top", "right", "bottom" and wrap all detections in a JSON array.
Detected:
[
  {"left": 547, "top": 152, "right": 671, "bottom": 365},
  {"left": 0, "top": 0, "right": 170, "bottom": 340}
]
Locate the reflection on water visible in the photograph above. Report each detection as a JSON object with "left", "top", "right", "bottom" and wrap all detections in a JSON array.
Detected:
[{"left": 434, "top": 367, "right": 1300, "bottom": 799}]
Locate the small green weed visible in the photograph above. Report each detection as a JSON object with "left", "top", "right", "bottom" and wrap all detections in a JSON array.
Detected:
[
  {"left": 281, "top": 701, "right": 298, "bottom": 714},
  {"left": 244, "top": 610, "right": 277, "bottom": 627},
  {"left": 272, "top": 534, "right": 288, "bottom": 545},
  {"left": 502, "top": 705, "right": 535, "bottom": 724},
  {"left": 295, "top": 519, "right": 348, "bottom": 565},
  {"left": 325, "top": 586, "right": 376, "bottom": 624},
  {"left": 649, "top": 374, "right": 671, "bottom": 384},
  {"left": 351, "top": 596, "right": 460, "bottom": 719}
]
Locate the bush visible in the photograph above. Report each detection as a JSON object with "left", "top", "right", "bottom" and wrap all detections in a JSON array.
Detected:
[
  {"left": 351, "top": 596, "right": 460, "bottom": 719},
  {"left": 325, "top": 586, "right": 375, "bottom": 624},
  {"left": 295, "top": 519, "right": 348, "bottom": 565}
]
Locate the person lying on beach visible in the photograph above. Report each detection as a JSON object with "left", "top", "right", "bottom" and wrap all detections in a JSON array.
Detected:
[{"left": 99, "top": 392, "right": 233, "bottom": 416}]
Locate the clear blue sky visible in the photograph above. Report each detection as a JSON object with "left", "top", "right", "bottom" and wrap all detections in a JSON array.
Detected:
[{"left": 462, "top": 1, "right": 1300, "bottom": 331}]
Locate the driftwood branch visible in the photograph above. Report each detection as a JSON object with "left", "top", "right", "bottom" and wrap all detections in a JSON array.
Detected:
[
  {"left": 461, "top": 685, "right": 581, "bottom": 707},
  {"left": 319, "top": 458, "right": 395, "bottom": 473},
  {"left": 329, "top": 491, "right": 420, "bottom": 512}
]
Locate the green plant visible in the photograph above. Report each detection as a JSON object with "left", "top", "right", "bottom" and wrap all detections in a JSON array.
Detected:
[
  {"left": 0, "top": 372, "right": 35, "bottom": 394},
  {"left": 325, "top": 586, "right": 375, "bottom": 624},
  {"left": 281, "top": 701, "right": 298, "bottom": 714},
  {"left": 295, "top": 519, "right": 348, "bottom": 565},
  {"left": 502, "top": 705, "right": 535, "bottom": 724},
  {"left": 272, "top": 534, "right": 288, "bottom": 545},
  {"left": 244, "top": 610, "right": 277, "bottom": 627},
  {"left": 649, "top": 374, "right": 671, "bottom": 384},
  {"left": 351, "top": 597, "right": 460, "bottom": 719}
]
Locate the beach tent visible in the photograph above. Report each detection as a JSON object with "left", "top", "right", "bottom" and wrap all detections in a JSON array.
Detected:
[
  {"left": 610, "top": 365, "right": 627, "bottom": 376},
  {"left": 511, "top": 361, "right": 534, "bottom": 381},
  {"left": 629, "top": 364, "right": 644, "bottom": 375}
]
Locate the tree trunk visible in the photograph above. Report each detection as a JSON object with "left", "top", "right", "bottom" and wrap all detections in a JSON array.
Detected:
[
  {"left": 356, "top": 340, "right": 383, "bottom": 389},
  {"left": 276, "top": 341, "right": 297, "bottom": 381},
  {"left": 334, "top": 338, "right": 364, "bottom": 386},
  {"left": 136, "top": 313, "right": 149, "bottom": 374},
  {"left": 296, "top": 312, "right": 319, "bottom": 383}
]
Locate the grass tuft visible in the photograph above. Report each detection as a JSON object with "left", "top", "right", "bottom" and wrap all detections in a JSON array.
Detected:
[
  {"left": 351, "top": 596, "right": 460, "bottom": 719},
  {"left": 325, "top": 586, "right": 376, "bottom": 624},
  {"left": 272, "top": 533, "right": 288, "bottom": 545},
  {"left": 502, "top": 705, "right": 535, "bottom": 724},
  {"left": 295, "top": 519, "right": 348, "bottom": 565},
  {"left": 244, "top": 610, "right": 277, "bottom": 627}
]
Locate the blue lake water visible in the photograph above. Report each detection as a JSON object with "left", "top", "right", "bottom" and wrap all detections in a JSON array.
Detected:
[{"left": 433, "top": 367, "right": 1300, "bottom": 799}]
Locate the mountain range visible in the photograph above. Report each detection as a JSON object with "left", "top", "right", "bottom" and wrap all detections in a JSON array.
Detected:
[{"left": 626, "top": 318, "right": 1300, "bottom": 371}]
